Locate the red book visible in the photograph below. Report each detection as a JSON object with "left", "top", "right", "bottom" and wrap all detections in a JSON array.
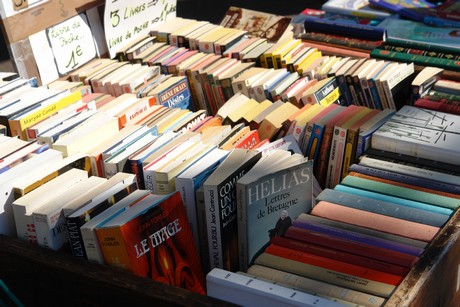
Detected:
[
  {"left": 233, "top": 129, "right": 261, "bottom": 149},
  {"left": 284, "top": 225, "right": 419, "bottom": 268},
  {"left": 414, "top": 98, "right": 460, "bottom": 115},
  {"left": 95, "top": 191, "right": 206, "bottom": 294},
  {"left": 265, "top": 243, "right": 403, "bottom": 286},
  {"left": 311, "top": 201, "right": 440, "bottom": 242}
]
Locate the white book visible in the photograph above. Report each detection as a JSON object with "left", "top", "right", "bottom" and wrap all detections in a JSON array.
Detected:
[
  {"left": 80, "top": 189, "right": 151, "bottom": 264},
  {"left": 206, "top": 268, "right": 343, "bottom": 307},
  {"left": 0, "top": 149, "right": 63, "bottom": 236},
  {"left": 32, "top": 176, "right": 107, "bottom": 250},
  {"left": 12, "top": 168, "right": 89, "bottom": 243},
  {"left": 175, "top": 148, "right": 229, "bottom": 249},
  {"left": 371, "top": 105, "right": 460, "bottom": 166},
  {"left": 215, "top": 92, "right": 251, "bottom": 120},
  {"left": 252, "top": 69, "right": 287, "bottom": 102},
  {"left": 51, "top": 112, "right": 120, "bottom": 158},
  {"left": 142, "top": 139, "right": 199, "bottom": 192}
]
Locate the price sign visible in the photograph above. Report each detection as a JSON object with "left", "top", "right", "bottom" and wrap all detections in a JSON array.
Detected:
[
  {"left": 104, "top": 0, "right": 177, "bottom": 59},
  {"left": 47, "top": 14, "right": 97, "bottom": 75}
]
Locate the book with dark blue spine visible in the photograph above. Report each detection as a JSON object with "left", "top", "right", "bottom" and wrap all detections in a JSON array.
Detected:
[
  {"left": 303, "top": 13, "right": 389, "bottom": 41},
  {"left": 348, "top": 163, "right": 460, "bottom": 196}
]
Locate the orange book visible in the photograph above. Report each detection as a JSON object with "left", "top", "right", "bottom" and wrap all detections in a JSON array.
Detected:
[
  {"left": 231, "top": 129, "right": 261, "bottom": 150},
  {"left": 311, "top": 201, "right": 440, "bottom": 242},
  {"left": 265, "top": 243, "right": 404, "bottom": 286},
  {"left": 348, "top": 171, "right": 460, "bottom": 200}
]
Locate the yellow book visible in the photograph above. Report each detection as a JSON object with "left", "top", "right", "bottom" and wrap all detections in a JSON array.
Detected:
[
  {"left": 272, "top": 39, "right": 302, "bottom": 69},
  {"left": 300, "top": 77, "right": 341, "bottom": 107},
  {"left": 8, "top": 90, "right": 82, "bottom": 140},
  {"left": 214, "top": 29, "right": 247, "bottom": 56},
  {"left": 290, "top": 104, "right": 325, "bottom": 142},
  {"left": 241, "top": 99, "right": 272, "bottom": 126},
  {"left": 296, "top": 49, "right": 322, "bottom": 75},
  {"left": 197, "top": 26, "right": 232, "bottom": 54},
  {"left": 223, "top": 98, "right": 259, "bottom": 126},
  {"left": 259, "top": 38, "right": 287, "bottom": 68},
  {"left": 220, "top": 126, "right": 251, "bottom": 150},
  {"left": 257, "top": 102, "right": 299, "bottom": 141}
]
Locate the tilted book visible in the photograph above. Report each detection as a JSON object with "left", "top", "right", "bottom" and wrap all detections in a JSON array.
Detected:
[
  {"left": 236, "top": 151, "right": 313, "bottom": 271},
  {"left": 203, "top": 148, "right": 262, "bottom": 272},
  {"left": 96, "top": 191, "right": 206, "bottom": 294}
]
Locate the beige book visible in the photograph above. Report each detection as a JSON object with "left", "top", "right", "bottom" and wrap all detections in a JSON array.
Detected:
[{"left": 257, "top": 102, "right": 299, "bottom": 141}]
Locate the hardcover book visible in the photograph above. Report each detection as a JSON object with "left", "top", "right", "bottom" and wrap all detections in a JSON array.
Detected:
[
  {"left": 203, "top": 148, "right": 262, "bottom": 272},
  {"left": 96, "top": 191, "right": 206, "bottom": 294},
  {"left": 236, "top": 151, "right": 313, "bottom": 271}
]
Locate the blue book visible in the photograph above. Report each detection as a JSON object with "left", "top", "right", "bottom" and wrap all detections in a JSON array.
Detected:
[
  {"left": 292, "top": 215, "right": 424, "bottom": 257},
  {"left": 349, "top": 163, "right": 460, "bottom": 195},
  {"left": 334, "top": 184, "right": 453, "bottom": 216},
  {"left": 264, "top": 70, "right": 291, "bottom": 101},
  {"left": 369, "top": 0, "right": 434, "bottom": 22},
  {"left": 303, "top": 13, "right": 389, "bottom": 41},
  {"left": 316, "top": 188, "right": 449, "bottom": 227}
]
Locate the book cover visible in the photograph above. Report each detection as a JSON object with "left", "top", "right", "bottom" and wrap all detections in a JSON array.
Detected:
[
  {"left": 96, "top": 191, "right": 206, "bottom": 294},
  {"left": 148, "top": 76, "right": 192, "bottom": 110},
  {"left": 237, "top": 154, "right": 313, "bottom": 271},
  {"left": 322, "top": 0, "right": 393, "bottom": 19},
  {"left": 219, "top": 6, "right": 293, "bottom": 43},
  {"left": 371, "top": 105, "right": 460, "bottom": 166},
  {"left": 369, "top": 0, "right": 434, "bottom": 21},
  {"left": 203, "top": 148, "right": 262, "bottom": 272},
  {"left": 382, "top": 18, "right": 460, "bottom": 54}
]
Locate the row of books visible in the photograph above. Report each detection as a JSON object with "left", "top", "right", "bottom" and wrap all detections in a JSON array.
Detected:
[
  {"left": 205, "top": 107, "right": 460, "bottom": 306},
  {"left": 295, "top": 1, "right": 460, "bottom": 73}
]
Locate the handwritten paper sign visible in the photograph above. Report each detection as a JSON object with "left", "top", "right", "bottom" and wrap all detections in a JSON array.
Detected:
[
  {"left": 46, "top": 13, "right": 97, "bottom": 75},
  {"left": 104, "top": 0, "right": 177, "bottom": 59}
]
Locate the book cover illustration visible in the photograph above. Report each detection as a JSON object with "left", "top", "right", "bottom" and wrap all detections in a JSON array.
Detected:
[
  {"left": 98, "top": 191, "right": 206, "bottom": 294},
  {"left": 371, "top": 105, "right": 460, "bottom": 165},
  {"left": 219, "top": 6, "right": 292, "bottom": 43},
  {"left": 369, "top": 0, "right": 434, "bottom": 21},
  {"left": 237, "top": 153, "right": 314, "bottom": 271}
]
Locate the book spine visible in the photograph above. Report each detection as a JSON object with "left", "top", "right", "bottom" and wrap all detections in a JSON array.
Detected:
[
  {"left": 81, "top": 227, "right": 105, "bottom": 264},
  {"left": 254, "top": 252, "right": 396, "bottom": 298},
  {"left": 247, "top": 264, "right": 386, "bottom": 306},
  {"left": 300, "top": 32, "right": 382, "bottom": 51},
  {"left": 204, "top": 184, "right": 223, "bottom": 270},
  {"left": 286, "top": 224, "right": 420, "bottom": 266},
  {"left": 380, "top": 43, "right": 460, "bottom": 61},
  {"left": 371, "top": 49, "right": 460, "bottom": 72},
  {"left": 303, "top": 17, "right": 385, "bottom": 41},
  {"left": 236, "top": 182, "right": 248, "bottom": 272},
  {"left": 65, "top": 216, "right": 87, "bottom": 259},
  {"left": 271, "top": 236, "right": 409, "bottom": 276},
  {"left": 329, "top": 125, "right": 347, "bottom": 188},
  {"left": 341, "top": 128, "right": 358, "bottom": 179},
  {"left": 348, "top": 163, "right": 460, "bottom": 196},
  {"left": 96, "top": 227, "right": 132, "bottom": 270},
  {"left": 414, "top": 98, "right": 460, "bottom": 115},
  {"left": 316, "top": 188, "right": 449, "bottom": 227},
  {"left": 311, "top": 201, "right": 439, "bottom": 242}
]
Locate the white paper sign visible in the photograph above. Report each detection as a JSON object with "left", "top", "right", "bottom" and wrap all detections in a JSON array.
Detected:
[
  {"left": 104, "top": 0, "right": 177, "bottom": 59},
  {"left": 46, "top": 13, "right": 97, "bottom": 75}
]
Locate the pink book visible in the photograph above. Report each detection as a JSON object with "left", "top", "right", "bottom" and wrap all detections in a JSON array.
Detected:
[{"left": 311, "top": 201, "right": 440, "bottom": 242}]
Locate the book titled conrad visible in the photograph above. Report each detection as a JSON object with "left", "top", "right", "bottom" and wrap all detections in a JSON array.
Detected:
[
  {"left": 203, "top": 148, "right": 262, "bottom": 272},
  {"left": 96, "top": 191, "right": 206, "bottom": 294}
]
